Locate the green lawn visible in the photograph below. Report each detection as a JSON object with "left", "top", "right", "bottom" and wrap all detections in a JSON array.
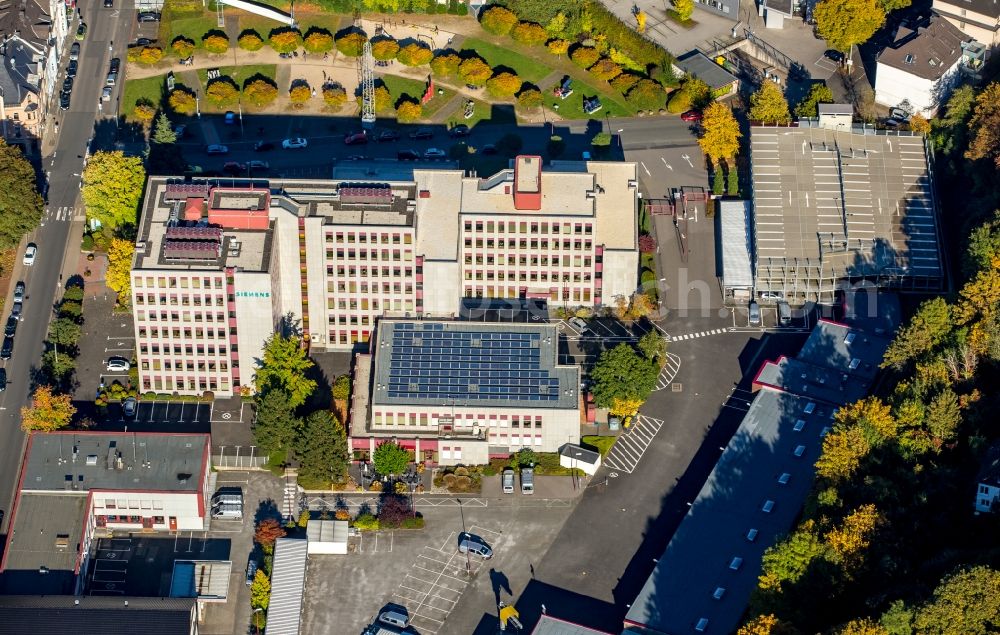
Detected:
[
  {"left": 460, "top": 37, "right": 552, "bottom": 84},
  {"left": 162, "top": 14, "right": 219, "bottom": 53},
  {"left": 197, "top": 63, "right": 277, "bottom": 87},
  {"left": 582, "top": 435, "right": 618, "bottom": 457},
  {"left": 121, "top": 75, "right": 168, "bottom": 122},
  {"left": 445, "top": 97, "right": 516, "bottom": 128},
  {"left": 545, "top": 83, "right": 634, "bottom": 119},
  {"left": 379, "top": 75, "right": 456, "bottom": 119}
]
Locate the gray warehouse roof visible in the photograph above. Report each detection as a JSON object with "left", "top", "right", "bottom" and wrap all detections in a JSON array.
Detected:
[
  {"left": 0, "top": 493, "right": 87, "bottom": 589},
  {"left": 753, "top": 356, "right": 870, "bottom": 405},
  {"left": 797, "top": 319, "right": 891, "bottom": 381},
  {"left": 532, "top": 615, "right": 614, "bottom": 634},
  {"left": 673, "top": 51, "right": 738, "bottom": 91},
  {"left": 624, "top": 388, "right": 834, "bottom": 635},
  {"left": 749, "top": 123, "right": 941, "bottom": 280},
  {"left": 267, "top": 537, "right": 308, "bottom": 635},
  {"left": 371, "top": 321, "right": 579, "bottom": 410},
  {"left": 0, "top": 596, "right": 195, "bottom": 635},
  {"left": 719, "top": 200, "right": 754, "bottom": 290},
  {"left": 22, "top": 432, "right": 210, "bottom": 493}
]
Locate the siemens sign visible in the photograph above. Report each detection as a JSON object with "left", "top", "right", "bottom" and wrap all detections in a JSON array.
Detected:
[{"left": 235, "top": 291, "right": 271, "bottom": 298}]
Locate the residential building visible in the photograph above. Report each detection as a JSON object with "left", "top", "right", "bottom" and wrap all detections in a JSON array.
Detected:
[
  {"left": 350, "top": 320, "right": 581, "bottom": 465},
  {"left": 0, "top": 36, "right": 44, "bottom": 155},
  {"left": 875, "top": 13, "right": 972, "bottom": 116},
  {"left": 0, "top": 431, "right": 212, "bottom": 595},
  {"left": 747, "top": 105, "right": 943, "bottom": 303},
  {"left": 975, "top": 442, "right": 1000, "bottom": 513},
  {"left": 624, "top": 320, "right": 890, "bottom": 635},
  {"left": 132, "top": 158, "right": 638, "bottom": 397},
  {"left": 0, "top": 596, "right": 198, "bottom": 635},
  {"left": 933, "top": 0, "right": 1000, "bottom": 54}
]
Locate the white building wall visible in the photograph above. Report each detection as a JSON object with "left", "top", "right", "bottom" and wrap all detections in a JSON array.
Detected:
[
  {"left": 91, "top": 491, "right": 204, "bottom": 530},
  {"left": 874, "top": 60, "right": 962, "bottom": 116},
  {"left": 233, "top": 270, "right": 275, "bottom": 387},
  {"left": 976, "top": 482, "right": 999, "bottom": 513},
  {"left": 303, "top": 216, "right": 328, "bottom": 344},
  {"left": 269, "top": 207, "right": 304, "bottom": 329},
  {"left": 421, "top": 260, "right": 461, "bottom": 316},
  {"left": 602, "top": 249, "right": 640, "bottom": 303}
]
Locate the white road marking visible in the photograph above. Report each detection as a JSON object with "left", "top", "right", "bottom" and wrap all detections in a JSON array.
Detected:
[
  {"left": 661, "top": 157, "right": 672, "bottom": 171},
  {"left": 602, "top": 415, "right": 665, "bottom": 474},
  {"left": 640, "top": 161, "right": 651, "bottom": 176}
]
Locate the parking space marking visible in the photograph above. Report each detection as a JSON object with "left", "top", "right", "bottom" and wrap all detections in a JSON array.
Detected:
[{"left": 603, "top": 415, "right": 665, "bottom": 475}]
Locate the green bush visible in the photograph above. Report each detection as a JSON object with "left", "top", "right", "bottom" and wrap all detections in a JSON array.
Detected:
[
  {"left": 81, "top": 234, "right": 94, "bottom": 251},
  {"left": 666, "top": 89, "right": 692, "bottom": 113},
  {"left": 402, "top": 515, "right": 425, "bottom": 529},
  {"left": 570, "top": 46, "right": 600, "bottom": 69},
  {"left": 480, "top": 6, "right": 519, "bottom": 35},
  {"left": 353, "top": 513, "right": 379, "bottom": 531},
  {"left": 626, "top": 79, "right": 667, "bottom": 111},
  {"left": 712, "top": 169, "right": 724, "bottom": 195}
]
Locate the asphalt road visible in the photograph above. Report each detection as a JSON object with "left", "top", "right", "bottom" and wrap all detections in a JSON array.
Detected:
[{"left": 0, "top": 1, "right": 133, "bottom": 537}]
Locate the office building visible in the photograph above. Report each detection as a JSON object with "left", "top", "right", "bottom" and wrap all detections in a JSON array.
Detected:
[{"left": 131, "top": 158, "right": 638, "bottom": 397}]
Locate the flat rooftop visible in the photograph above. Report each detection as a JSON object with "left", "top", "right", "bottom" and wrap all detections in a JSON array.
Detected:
[
  {"left": 624, "top": 388, "right": 834, "bottom": 635},
  {"left": 1, "top": 493, "right": 87, "bottom": 582},
  {"left": 371, "top": 321, "right": 579, "bottom": 410},
  {"left": 797, "top": 319, "right": 892, "bottom": 381},
  {"left": 674, "top": 50, "right": 738, "bottom": 90},
  {"left": 22, "top": 431, "right": 209, "bottom": 493},
  {"left": 0, "top": 596, "right": 195, "bottom": 635},
  {"left": 750, "top": 123, "right": 941, "bottom": 280},
  {"left": 753, "top": 356, "right": 869, "bottom": 405}
]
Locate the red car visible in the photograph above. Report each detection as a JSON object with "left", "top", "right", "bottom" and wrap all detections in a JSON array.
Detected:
[
  {"left": 223, "top": 161, "right": 247, "bottom": 174},
  {"left": 344, "top": 131, "right": 368, "bottom": 145},
  {"left": 681, "top": 110, "right": 702, "bottom": 122}
]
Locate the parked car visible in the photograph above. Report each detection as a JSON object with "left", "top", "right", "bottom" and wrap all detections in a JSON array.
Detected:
[
  {"left": 397, "top": 149, "right": 420, "bottom": 161},
  {"left": 480, "top": 144, "right": 498, "bottom": 155},
  {"left": 521, "top": 467, "right": 534, "bottom": 494},
  {"left": 245, "top": 557, "right": 258, "bottom": 586},
  {"left": 748, "top": 300, "right": 762, "bottom": 326},
  {"left": 423, "top": 148, "right": 446, "bottom": 159},
  {"left": 101, "top": 86, "right": 112, "bottom": 102},
  {"left": 0, "top": 368, "right": 7, "bottom": 392},
  {"left": 134, "top": 37, "right": 154, "bottom": 46},
  {"left": 22, "top": 244, "right": 36, "bottom": 266},
  {"left": 570, "top": 317, "right": 588, "bottom": 332},
  {"left": 824, "top": 49, "right": 845, "bottom": 64},
  {"left": 5, "top": 316, "right": 18, "bottom": 337},
  {"left": 137, "top": 10, "right": 161, "bottom": 22},
  {"left": 174, "top": 123, "right": 188, "bottom": 137},
  {"left": 378, "top": 610, "right": 410, "bottom": 628},
  {"left": 75, "top": 22, "right": 87, "bottom": 40},
  {"left": 223, "top": 161, "right": 247, "bottom": 175},
  {"left": 10, "top": 302, "right": 21, "bottom": 321},
  {"left": 1, "top": 336, "right": 13, "bottom": 360},
  {"left": 69, "top": 42, "right": 80, "bottom": 61},
  {"left": 449, "top": 124, "right": 470, "bottom": 138},
  {"left": 224, "top": 111, "right": 236, "bottom": 125},
  {"left": 248, "top": 160, "right": 269, "bottom": 170},
  {"left": 122, "top": 397, "right": 137, "bottom": 417},
  {"left": 409, "top": 128, "right": 433, "bottom": 140},
  {"left": 759, "top": 291, "right": 783, "bottom": 302},
  {"left": 778, "top": 300, "right": 792, "bottom": 326},
  {"left": 458, "top": 532, "right": 493, "bottom": 559},
  {"left": 502, "top": 469, "right": 515, "bottom": 494},
  {"left": 282, "top": 137, "right": 308, "bottom": 149},
  {"left": 205, "top": 144, "right": 229, "bottom": 155},
  {"left": 105, "top": 72, "right": 117, "bottom": 86},
  {"left": 67, "top": 59, "right": 78, "bottom": 78},
  {"left": 103, "top": 0, "right": 113, "bottom": 7},
  {"left": 106, "top": 357, "right": 130, "bottom": 372},
  {"left": 62, "top": 77, "right": 74, "bottom": 93},
  {"left": 343, "top": 131, "right": 368, "bottom": 145},
  {"left": 109, "top": 57, "right": 121, "bottom": 73},
  {"left": 377, "top": 130, "right": 400, "bottom": 142},
  {"left": 889, "top": 107, "right": 910, "bottom": 122},
  {"left": 253, "top": 140, "right": 274, "bottom": 152},
  {"left": 681, "top": 110, "right": 702, "bottom": 122},
  {"left": 59, "top": 90, "right": 71, "bottom": 110},
  {"left": 13, "top": 282, "right": 24, "bottom": 303}
]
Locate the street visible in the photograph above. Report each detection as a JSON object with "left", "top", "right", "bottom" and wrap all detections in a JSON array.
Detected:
[{"left": 0, "top": 0, "right": 134, "bottom": 543}]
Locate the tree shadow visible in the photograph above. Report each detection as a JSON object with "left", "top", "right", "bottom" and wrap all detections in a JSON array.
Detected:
[{"left": 253, "top": 498, "right": 281, "bottom": 525}]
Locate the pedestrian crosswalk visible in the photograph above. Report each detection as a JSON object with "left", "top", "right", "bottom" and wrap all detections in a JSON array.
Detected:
[
  {"left": 42, "top": 206, "right": 83, "bottom": 224},
  {"left": 282, "top": 470, "right": 299, "bottom": 521},
  {"left": 668, "top": 328, "right": 730, "bottom": 342},
  {"left": 654, "top": 352, "right": 682, "bottom": 391}
]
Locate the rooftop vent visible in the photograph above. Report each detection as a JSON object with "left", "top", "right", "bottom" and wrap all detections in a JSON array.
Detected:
[{"left": 85, "top": 455, "right": 97, "bottom": 466}]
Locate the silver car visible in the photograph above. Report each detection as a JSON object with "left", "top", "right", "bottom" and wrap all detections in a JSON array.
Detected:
[
  {"left": 748, "top": 301, "right": 762, "bottom": 326},
  {"left": 458, "top": 532, "right": 493, "bottom": 559}
]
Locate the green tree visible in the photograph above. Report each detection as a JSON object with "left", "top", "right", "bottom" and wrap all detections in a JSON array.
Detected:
[
  {"left": 458, "top": 57, "right": 492, "bottom": 87},
  {"left": 47, "top": 318, "right": 82, "bottom": 348},
  {"left": 371, "top": 85, "right": 392, "bottom": 112},
  {"left": 335, "top": 31, "right": 367, "bottom": 56},
  {"left": 332, "top": 375, "right": 351, "bottom": 401},
  {"left": 699, "top": 101, "right": 741, "bottom": 163},
  {"left": 397, "top": 42, "right": 433, "bottom": 66},
  {"left": 795, "top": 83, "right": 835, "bottom": 118},
  {"left": 430, "top": 51, "right": 461, "bottom": 76},
  {"left": 626, "top": 79, "right": 667, "bottom": 111},
  {"left": 815, "top": 425, "right": 870, "bottom": 481},
  {"left": 637, "top": 331, "right": 667, "bottom": 365},
  {"left": 21, "top": 386, "right": 76, "bottom": 432},
  {"left": 202, "top": 32, "right": 229, "bottom": 55},
  {"left": 249, "top": 569, "right": 271, "bottom": 610},
  {"left": 913, "top": 566, "right": 1000, "bottom": 635},
  {"left": 545, "top": 12, "right": 568, "bottom": 36},
  {"left": 750, "top": 81, "right": 791, "bottom": 124},
  {"left": 106, "top": 238, "right": 135, "bottom": 302},
  {"left": 373, "top": 440, "right": 410, "bottom": 475},
  {"left": 371, "top": 37, "right": 400, "bottom": 61},
  {"left": 815, "top": 0, "right": 885, "bottom": 55},
  {"left": 727, "top": 164, "right": 739, "bottom": 195},
  {"left": 486, "top": 72, "right": 523, "bottom": 98},
  {"left": 570, "top": 46, "right": 601, "bottom": 69},
  {"left": 837, "top": 619, "right": 890, "bottom": 635},
  {"left": 396, "top": 99, "right": 423, "bottom": 122},
  {"left": 480, "top": 6, "right": 519, "bottom": 35},
  {"left": 965, "top": 82, "right": 1000, "bottom": 169},
  {"left": 876, "top": 0, "right": 910, "bottom": 11},
  {"left": 712, "top": 168, "right": 724, "bottom": 195},
  {"left": 205, "top": 78, "right": 239, "bottom": 107},
  {"left": 881, "top": 297, "right": 952, "bottom": 369},
  {"left": 925, "top": 388, "right": 961, "bottom": 442},
  {"left": 289, "top": 83, "right": 312, "bottom": 107},
  {"left": 296, "top": 411, "right": 349, "bottom": 489},
  {"left": 238, "top": 30, "right": 264, "bottom": 51},
  {"left": 244, "top": 78, "right": 278, "bottom": 108},
  {"left": 0, "top": 141, "right": 44, "bottom": 249},
  {"left": 171, "top": 37, "right": 195, "bottom": 58},
  {"left": 82, "top": 151, "right": 146, "bottom": 230},
  {"left": 254, "top": 334, "right": 316, "bottom": 407},
  {"left": 269, "top": 28, "right": 303, "bottom": 54},
  {"left": 880, "top": 600, "right": 914, "bottom": 635},
  {"left": 591, "top": 131, "right": 612, "bottom": 147},
  {"left": 517, "top": 88, "right": 543, "bottom": 109},
  {"left": 547, "top": 39, "right": 570, "bottom": 56},
  {"left": 133, "top": 100, "right": 156, "bottom": 127},
  {"left": 323, "top": 83, "right": 347, "bottom": 109},
  {"left": 511, "top": 22, "right": 548, "bottom": 45},
  {"left": 589, "top": 58, "right": 623, "bottom": 81},
  {"left": 758, "top": 520, "right": 826, "bottom": 590},
  {"left": 42, "top": 350, "right": 76, "bottom": 384},
  {"left": 152, "top": 112, "right": 177, "bottom": 144},
  {"left": 612, "top": 73, "right": 641, "bottom": 94},
  {"left": 672, "top": 0, "right": 694, "bottom": 20},
  {"left": 303, "top": 29, "right": 334, "bottom": 53},
  {"left": 252, "top": 389, "right": 302, "bottom": 462},
  {"left": 168, "top": 88, "right": 197, "bottom": 115},
  {"left": 515, "top": 447, "right": 537, "bottom": 468},
  {"left": 591, "top": 343, "right": 658, "bottom": 409}
]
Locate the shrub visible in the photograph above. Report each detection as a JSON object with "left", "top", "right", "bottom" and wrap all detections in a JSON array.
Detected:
[
  {"left": 171, "top": 36, "right": 195, "bottom": 58},
  {"left": 243, "top": 77, "right": 278, "bottom": 108},
  {"left": 611, "top": 72, "right": 641, "bottom": 94},
  {"left": 396, "top": 42, "right": 433, "bottom": 67},
  {"left": 238, "top": 30, "right": 264, "bottom": 51},
  {"left": 137, "top": 46, "right": 163, "bottom": 65},
  {"left": 547, "top": 135, "right": 565, "bottom": 158},
  {"left": 81, "top": 234, "right": 94, "bottom": 251},
  {"left": 353, "top": 513, "right": 379, "bottom": 531},
  {"left": 454, "top": 466, "right": 470, "bottom": 476},
  {"left": 589, "top": 58, "right": 622, "bottom": 81},
  {"left": 378, "top": 495, "right": 413, "bottom": 528},
  {"left": 205, "top": 77, "right": 239, "bottom": 107},
  {"left": 451, "top": 475, "right": 473, "bottom": 491},
  {"left": 335, "top": 31, "right": 367, "bottom": 57},
  {"left": 459, "top": 57, "right": 492, "bottom": 87},
  {"left": 727, "top": 166, "right": 739, "bottom": 196},
  {"left": 168, "top": 88, "right": 197, "bottom": 115},
  {"left": 269, "top": 27, "right": 302, "bottom": 54},
  {"left": 394, "top": 481, "right": 409, "bottom": 494},
  {"left": 431, "top": 51, "right": 461, "bottom": 76},
  {"left": 289, "top": 83, "right": 312, "bottom": 107},
  {"left": 368, "top": 479, "right": 383, "bottom": 492},
  {"left": 401, "top": 515, "right": 425, "bottom": 529},
  {"left": 202, "top": 31, "right": 229, "bottom": 55},
  {"left": 511, "top": 22, "right": 548, "bottom": 45},
  {"left": 638, "top": 234, "right": 657, "bottom": 253},
  {"left": 570, "top": 46, "right": 600, "bottom": 69},
  {"left": 486, "top": 72, "right": 522, "bottom": 98},
  {"left": 547, "top": 39, "right": 570, "bottom": 56},
  {"left": 396, "top": 99, "right": 423, "bottom": 123},
  {"left": 133, "top": 100, "right": 156, "bottom": 125},
  {"left": 371, "top": 37, "right": 399, "bottom": 62},
  {"left": 626, "top": 79, "right": 667, "bottom": 111},
  {"left": 480, "top": 6, "right": 518, "bottom": 35},
  {"left": 666, "top": 89, "right": 692, "bottom": 113},
  {"left": 303, "top": 29, "right": 334, "bottom": 53},
  {"left": 322, "top": 83, "right": 347, "bottom": 109},
  {"left": 712, "top": 169, "right": 724, "bottom": 195},
  {"left": 517, "top": 88, "right": 543, "bottom": 109},
  {"left": 334, "top": 508, "right": 351, "bottom": 521}
]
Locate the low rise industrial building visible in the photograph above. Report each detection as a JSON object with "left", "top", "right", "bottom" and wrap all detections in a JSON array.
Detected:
[{"left": 350, "top": 320, "right": 581, "bottom": 465}]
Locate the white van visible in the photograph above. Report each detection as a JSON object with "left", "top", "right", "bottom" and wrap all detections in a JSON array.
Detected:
[
  {"left": 212, "top": 503, "right": 243, "bottom": 520},
  {"left": 501, "top": 469, "right": 515, "bottom": 494},
  {"left": 520, "top": 468, "right": 534, "bottom": 494},
  {"left": 777, "top": 301, "right": 792, "bottom": 326}
]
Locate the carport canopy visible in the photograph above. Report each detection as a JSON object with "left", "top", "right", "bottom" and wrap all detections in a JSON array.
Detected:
[{"left": 719, "top": 199, "right": 754, "bottom": 291}]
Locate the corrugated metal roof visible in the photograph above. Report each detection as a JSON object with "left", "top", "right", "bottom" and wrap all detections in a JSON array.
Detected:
[
  {"left": 719, "top": 200, "right": 754, "bottom": 289},
  {"left": 306, "top": 519, "right": 348, "bottom": 544},
  {"left": 0, "top": 596, "right": 195, "bottom": 635},
  {"left": 267, "top": 537, "right": 308, "bottom": 635}
]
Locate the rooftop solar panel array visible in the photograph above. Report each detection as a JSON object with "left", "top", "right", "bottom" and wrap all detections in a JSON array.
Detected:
[{"left": 385, "top": 322, "right": 560, "bottom": 402}]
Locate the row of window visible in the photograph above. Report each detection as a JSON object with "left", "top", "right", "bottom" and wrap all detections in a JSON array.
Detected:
[
  {"left": 97, "top": 499, "right": 164, "bottom": 510},
  {"left": 463, "top": 221, "right": 593, "bottom": 235},
  {"left": 139, "top": 343, "right": 232, "bottom": 356},
  {"left": 97, "top": 515, "right": 166, "bottom": 524},
  {"left": 463, "top": 271, "right": 593, "bottom": 284},
  {"left": 328, "top": 232, "right": 412, "bottom": 245},
  {"left": 330, "top": 266, "right": 414, "bottom": 279},
  {"left": 464, "top": 255, "right": 595, "bottom": 268},
  {"left": 464, "top": 239, "right": 594, "bottom": 252},
  {"left": 330, "top": 330, "right": 370, "bottom": 345},
  {"left": 136, "top": 311, "right": 232, "bottom": 323},
  {"left": 134, "top": 276, "right": 226, "bottom": 290},
  {"left": 373, "top": 412, "right": 545, "bottom": 427},
  {"left": 142, "top": 375, "right": 229, "bottom": 392},
  {"left": 142, "top": 360, "right": 229, "bottom": 372},
  {"left": 138, "top": 328, "right": 229, "bottom": 341},
  {"left": 466, "top": 287, "right": 596, "bottom": 302},
  {"left": 328, "top": 249, "right": 413, "bottom": 262},
  {"left": 328, "top": 302, "right": 416, "bottom": 323},
  {"left": 333, "top": 282, "right": 413, "bottom": 296},
  {"left": 332, "top": 298, "right": 416, "bottom": 312},
  {"left": 134, "top": 294, "right": 226, "bottom": 307}
]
